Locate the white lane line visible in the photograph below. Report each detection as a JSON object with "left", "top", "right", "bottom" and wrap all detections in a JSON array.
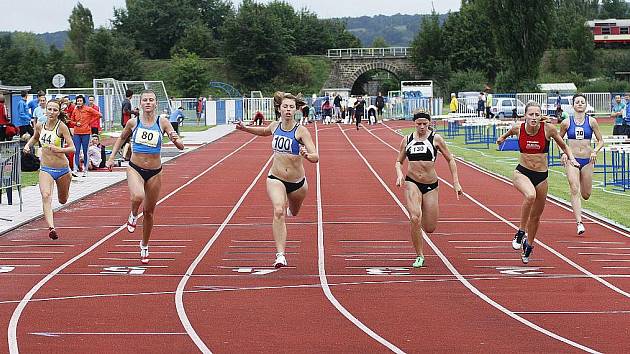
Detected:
[
  {"left": 115, "top": 245, "right": 187, "bottom": 248},
  {"left": 8, "top": 135, "right": 259, "bottom": 354},
  {"left": 468, "top": 259, "right": 534, "bottom": 261},
  {"left": 360, "top": 123, "right": 601, "bottom": 353},
  {"left": 175, "top": 154, "right": 273, "bottom": 354},
  {"left": 98, "top": 257, "right": 175, "bottom": 261},
  {"left": 557, "top": 241, "right": 625, "bottom": 244},
  {"left": 603, "top": 266, "right": 630, "bottom": 269},
  {"left": 122, "top": 239, "right": 193, "bottom": 242},
  {"left": 0, "top": 258, "right": 53, "bottom": 260},
  {"left": 30, "top": 332, "right": 187, "bottom": 337},
  {"left": 455, "top": 246, "right": 512, "bottom": 249},
  {"left": 578, "top": 253, "right": 630, "bottom": 256},
  {"left": 317, "top": 123, "right": 405, "bottom": 353},
  {"left": 514, "top": 311, "right": 630, "bottom": 315},
  {"left": 568, "top": 247, "right": 630, "bottom": 250},
  {"left": 107, "top": 252, "right": 181, "bottom": 255},
  {"left": 448, "top": 240, "right": 509, "bottom": 243},
  {"left": 0, "top": 245, "right": 74, "bottom": 248},
  {"left": 0, "top": 252, "right": 64, "bottom": 254},
  {"left": 592, "top": 260, "right": 630, "bottom": 262},
  {"left": 379, "top": 123, "right": 630, "bottom": 299},
  {"left": 339, "top": 240, "right": 407, "bottom": 243}
]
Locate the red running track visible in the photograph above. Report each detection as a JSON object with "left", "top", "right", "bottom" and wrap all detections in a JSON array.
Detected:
[{"left": 0, "top": 122, "right": 628, "bottom": 353}]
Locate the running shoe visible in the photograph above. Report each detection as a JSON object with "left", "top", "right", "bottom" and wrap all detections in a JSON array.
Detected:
[
  {"left": 48, "top": 227, "right": 58, "bottom": 240},
  {"left": 412, "top": 255, "right": 425, "bottom": 268},
  {"left": 127, "top": 212, "right": 138, "bottom": 233},
  {"left": 273, "top": 252, "right": 287, "bottom": 268},
  {"left": 512, "top": 229, "right": 525, "bottom": 250},
  {"left": 577, "top": 222, "right": 586, "bottom": 235},
  {"left": 140, "top": 241, "right": 149, "bottom": 264},
  {"left": 286, "top": 207, "right": 293, "bottom": 217},
  {"left": 82, "top": 170, "right": 88, "bottom": 178},
  {"left": 521, "top": 239, "right": 533, "bottom": 264}
]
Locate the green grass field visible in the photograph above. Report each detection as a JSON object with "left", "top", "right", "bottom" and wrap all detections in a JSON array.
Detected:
[{"left": 401, "top": 122, "right": 630, "bottom": 229}]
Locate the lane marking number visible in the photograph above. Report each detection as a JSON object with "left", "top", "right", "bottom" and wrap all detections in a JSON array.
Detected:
[{"left": 100, "top": 266, "right": 146, "bottom": 275}]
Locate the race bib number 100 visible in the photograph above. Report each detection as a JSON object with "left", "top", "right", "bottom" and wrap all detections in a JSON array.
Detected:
[
  {"left": 574, "top": 127, "right": 585, "bottom": 140},
  {"left": 136, "top": 127, "right": 160, "bottom": 147}
]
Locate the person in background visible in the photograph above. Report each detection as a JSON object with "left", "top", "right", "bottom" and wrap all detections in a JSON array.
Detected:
[
  {"left": 69, "top": 95, "right": 102, "bottom": 177},
  {"left": 612, "top": 94, "right": 626, "bottom": 136},
  {"left": 0, "top": 95, "right": 9, "bottom": 141},
  {"left": 449, "top": 93, "right": 459, "bottom": 113},
  {"left": 121, "top": 89, "right": 139, "bottom": 160},
  {"left": 376, "top": 92, "right": 385, "bottom": 121},
  {"left": 556, "top": 107, "right": 569, "bottom": 123},
  {"left": 87, "top": 134, "right": 104, "bottom": 170},
  {"left": 16, "top": 91, "right": 34, "bottom": 137},
  {"left": 27, "top": 91, "right": 45, "bottom": 122},
  {"left": 555, "top": 91, "right": 562, "bottom": 118},
  {"left": 169, "top": 106, "right": 184, "bottom": 134},
  {"left": 87, "top": 95, "right": 101, "bottom": 135},
  {"left": 33, "top": 94, "right": 48, "bottom": 124},
  {"left": 353, "top": 95, "right": 365, "bottom": 130},
  {"left": 252, "top": 110, "right": 265, "bottom": 126},
  {"left": 196, "top": 97, "right": 204, "bottom": 124}
]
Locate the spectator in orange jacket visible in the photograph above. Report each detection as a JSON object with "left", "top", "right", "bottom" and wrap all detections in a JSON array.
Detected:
[
  {"left": 87, "top": 95, "right": 101, "bottom": 135},
  {"left": 70, "top": 95, "right": 101, "bottom": 177}
]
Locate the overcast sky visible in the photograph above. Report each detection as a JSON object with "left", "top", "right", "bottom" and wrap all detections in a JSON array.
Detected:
[{"left": 1, "top": 0, "right": 461, "bottom": 34}]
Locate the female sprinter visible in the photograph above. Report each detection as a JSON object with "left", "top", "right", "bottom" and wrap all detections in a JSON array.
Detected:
[
  {"left": 395, "top": 110, "right": 463, "bottom": 268},
  {"left": 235, "top": 91, "right": 319, "bottom": 268},
  {"left": 496, "top": 101, "right": 579, "bottom": 264},
  {"left": 23, "top": 99, "right": 75, "bottom": 240},
  {"left": 105, "top": 90, "right": 184, "bottom": 264},
  {"left": 559, "top": 93, "right": 603, "bottom": 235}
]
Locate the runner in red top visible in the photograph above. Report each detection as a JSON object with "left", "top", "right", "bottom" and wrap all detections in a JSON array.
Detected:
[{"left": 496, "top": 101, "right": 579, "bottom": 264}]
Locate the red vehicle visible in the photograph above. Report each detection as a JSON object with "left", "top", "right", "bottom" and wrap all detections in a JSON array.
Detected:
[{"left": 587, "top": 19, "right": 630, "bottom": 46}]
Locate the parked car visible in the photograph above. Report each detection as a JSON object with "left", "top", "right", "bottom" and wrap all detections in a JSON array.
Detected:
[
  {"left": 544, "top": 96, "right": 595, "bottom": 115},
  {"left": 490, "top": 97, "right": 525, "bottom": 118}
]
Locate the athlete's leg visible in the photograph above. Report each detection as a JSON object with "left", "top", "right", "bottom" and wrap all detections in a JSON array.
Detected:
[
  {"left": 39, "top": 171, "right": 56, "bottom": 229},
  {"left": 513, "top": 170, "right": 536, "bottom": 233},
  {"left": 565, "top": 163, "right": 582, "bottom": 224},
  {"left": 287, "top": 180, "right": 308, "bottom": 216},
  {"left": 55, "top": 171, "right": 72, "bottom": 204},
  {"left": 579, "top": 163, "right": 594, "bottom": 200},
  {"left": 526, "top": 180, "right": 548, "bottom": 244},
  {"left": 267, "top": 178, "right": 288, "bottom": 254},
  {"left": 126, "top": 166, "right": 146, "bottom": 218},
  {"left": 404, "top": 181, "right": 424, "bottom": 257},
  {"left": 141, "top": 173, "right": 162, "bottom": 246},
  {"left": 421, "top": 188, "right": 439, "bottom": 233}
]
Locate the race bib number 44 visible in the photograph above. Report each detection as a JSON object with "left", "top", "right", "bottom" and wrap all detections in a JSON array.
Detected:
[{"left": 135, "top": 127, "right": 160, "bottom": 147}]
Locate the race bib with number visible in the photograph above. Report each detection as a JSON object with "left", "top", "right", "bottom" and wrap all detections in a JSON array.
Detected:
[
  {"left": 574, "top": 127, "right": 585, "bottom": 140},
  {"left": 135, "top": 127, "right": 160, "bottom": 147},
  {"left": 409, "top": 145, "right": 427, "bottom": 154},
  {"left": 272, "top": 135, "right": 295, "bottom": 154}
]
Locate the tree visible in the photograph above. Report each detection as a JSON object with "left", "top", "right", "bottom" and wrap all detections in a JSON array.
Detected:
[
  {"left": 549, "top": 0, "right": 599, "bottom": 49},
  {"left": 171, "top": 22, "right": 218, "bottom": 58},
  {"left": 68, "top": 2, "right": 94, "bottom": 62},
  {"left": 599, "top": 0, "right": 629, "bottom": 19},
  {"left": 483, "top": 0, "right": 553, "bottom": 90},
  {"left": 0, "top": 32, "right": 49, "bottom": 88},
  {"left": 221, "top": 0, "right": 292, "bottom": 89},
  {"left": 170, "top": 51, "right": 210, "bottom": 98},
  {"left": 371, "top": 36, "right": 388, "bottom": 48},
  {"left": 85, "top": 28, "right": 142, "bottom": 81},
  {"left": 410, "top": 12, "right": 450, "bottom": 85},
  {"left": 568, "top": 23, "right": 595, "bottom": 76}
]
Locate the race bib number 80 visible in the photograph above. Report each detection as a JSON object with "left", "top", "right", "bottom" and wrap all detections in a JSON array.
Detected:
[
  {"left": 574, "top": 127, "right": 585, "bottom": 140},
  {"left": 135, "top": 127, "right": 160, "bottom": 147}
]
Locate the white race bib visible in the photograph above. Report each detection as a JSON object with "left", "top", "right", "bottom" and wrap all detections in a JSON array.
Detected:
[
  {"left": 410, "top": 145, "right": 427, "bottom": 154},
  {"left": 574, "top": 127, "right": 585, "bottom": 140},
  {"left": 135, "top": 127, "right": 160, "bottom": 147},
  {"left": 272, "top": 135, "right": 294, "bottom": 154}
]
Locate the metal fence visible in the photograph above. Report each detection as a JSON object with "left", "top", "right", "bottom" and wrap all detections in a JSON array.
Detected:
[{"left": 0, "top": 140, "right": 22, "bottom": 213}]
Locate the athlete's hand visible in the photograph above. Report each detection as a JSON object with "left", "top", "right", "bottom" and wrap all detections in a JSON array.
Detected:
[
  {"left": 589, "top": 151, "right": 597, "bottom": 165},
  {"left": 46, "top": 145, "right": 61, "bottom": 153},
  {"left": 453, "top": 182, "right": 463, "bottom": 200},
  {"left": 560, "top": 153, "right": 568, "bottom": 165},
  {"left": 299, "top": 146, "right": 308, "bottom": 159},
  {"left": 496, "top": 136, "right": 505, "bottom": 145},
  {"left": 569, "top": 157, "right": 580, "bottom": 168},
  {"left": 23, "top": 145, "right": 31, "bottom": 154},
  {"left": 396, "top": 175, "right": 404, "bottom": 187},
  {"left": 105, "top": 159, "right": 114, "bottom": 171},
  {"left": 235, "top": 120, "right": 245, "bottom": 131},
  {"left": 169, "top": 131, "right": 179, "bottom": 141}
]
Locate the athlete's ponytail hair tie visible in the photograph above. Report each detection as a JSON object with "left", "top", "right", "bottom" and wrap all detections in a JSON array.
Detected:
[{"left": 413, "top": 109, "right": 431, "bottom": 121}]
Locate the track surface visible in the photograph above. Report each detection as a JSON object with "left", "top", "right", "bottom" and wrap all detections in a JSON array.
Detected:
[{"left": 1, "top": 122, "right": 628, "bottom": 353}]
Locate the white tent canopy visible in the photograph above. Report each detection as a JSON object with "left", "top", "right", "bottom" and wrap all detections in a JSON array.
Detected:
[{"left": 537, "top": 83, "right": 577, "bottom": 93}]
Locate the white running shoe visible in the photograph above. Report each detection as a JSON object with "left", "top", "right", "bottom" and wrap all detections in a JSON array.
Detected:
[
  {"left": 512, "top": 229, "right": 526, "bottom": 250},
  {"left": 273, "top": 252, "right": 287, "bottom": 268},
  {"left": 286, "top": 207, "right": 293, "bottom": 217},
  {"left": 577, "top": 222, "right": 585, "bottom": 235},
  {"left": 140, "top": 241, "right": 149, "bottom": 264},
  {"left": 82, "top": 170, "right": 88, "bottom": 178},
  {"left": 127, "top": 213, "right": 138, "bottom": 233}
]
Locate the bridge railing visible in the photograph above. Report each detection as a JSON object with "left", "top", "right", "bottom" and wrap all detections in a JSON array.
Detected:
[{"left": 327, "top": 47, "right": 411, "bottom": 58}]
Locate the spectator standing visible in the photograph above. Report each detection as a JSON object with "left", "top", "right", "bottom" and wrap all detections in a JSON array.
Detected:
[
  {"left": 449, "top": 93, "right": 459, "bottom": 113},
  {"left": 347, "top": 96, "right": 356, "bottom": 124},
  {"left": 33, "top": 94, "right": 48, "bottom": 124},
  {"left": 121, "top": 89, "right": 139, "bottom": 160},
  {"left": 333, "top": 93, "right": 342, "bottom": 121},
  {"left": 70, "top": 95, "right": 102, "bottom": 177},
  {"left": 477, "top": 92, "right": 485, "bottom": 117},
  {"left": 354, "top": 95, "right": 366, "bottom": 130},
  {"left": 196, "top": 97, "right": 204, "bottom": 124},
  {"left": 555, "top": 91, "right": 562, "bottom": 118},
  {"left": 485, "top": 88, "right": 495, "bottom": 119},
  {"left": 16, "top": 91, "right": 34, "bottom": 137},
  {"left": 613, "top": 94, "right": 626, "bottom": 135},
  {"left": 169, "top": 106, "right": 185, "bottom": 134},
  {"left": 376, "top": 92, "right": 385, "bottom": 121},
  {"left": 0, "top": 95, "right": 8, "bottom": 141},
  {"left": 87, "top": 95, "right": 101, "bottom": 135}
]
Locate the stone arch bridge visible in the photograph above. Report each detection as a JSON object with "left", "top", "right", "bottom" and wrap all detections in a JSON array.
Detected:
[{"left": 321, "top": 47, "right": 421, "bottom": 93}]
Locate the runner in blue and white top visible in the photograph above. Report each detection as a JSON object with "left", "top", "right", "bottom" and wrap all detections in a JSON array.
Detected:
[
  {"left": 106, "top": 90, "right": 185, "bottom": 264},
  {"left": 559, "top": 93, "right": 604, "bottom": 235},
  {"left": 236, "top": 91, "right": 318, "bottom": 269}
]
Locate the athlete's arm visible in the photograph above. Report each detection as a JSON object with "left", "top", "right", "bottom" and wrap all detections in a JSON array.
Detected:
[
  {"left": 23, "top": 123, "right": 41, "bottom": 154},
  {"left": 160, "top": 116, "right": 184, "bottom": 150},
  {"left": 56, "top": 122, "right": 76, "bottom": 154},
  {"left": 496, "top": 124, "right": 519, "bottom": 145},
  {"left": 106, "top": 118, "right": 136, "bottom": 168},
  {"left": 297, "top": 127, "right": 318, "bottom": 163},
  {"left": 235, "top": 120, "right": 275, "bottom": 136},
  {"left": 435, "top": 134, "right": 463, "bottom": 199},
  {"left": 395, "top": 137, "right": 407, "bottom": 187},
  {"left": 548, "top": 123, "right": 579, "bottom": 167},
  {"left": 558, "top": 118, "right": 569, "bottom": 139},
  {"left": 590, "top": 117, "right": 604, "bottom": 164}
]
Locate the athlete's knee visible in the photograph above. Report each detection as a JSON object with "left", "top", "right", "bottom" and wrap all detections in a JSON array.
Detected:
[
  {"left": 130, "top": 193, "right": 143, "bottom": 205},
  {"left": 410, "top": 213, "right": 422, "bottom": 225},
  {"left": 142, "top": 206, "right": 155, "bottom": 218},
  {"left": 41, "top": 190, "right": 52, "bottom": 202},
  {"left": 273, "top": 205, "right": 286, "bottom": 220},
  {"left": 522, "top": 192, "right": 536, "bottom": 204}
]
